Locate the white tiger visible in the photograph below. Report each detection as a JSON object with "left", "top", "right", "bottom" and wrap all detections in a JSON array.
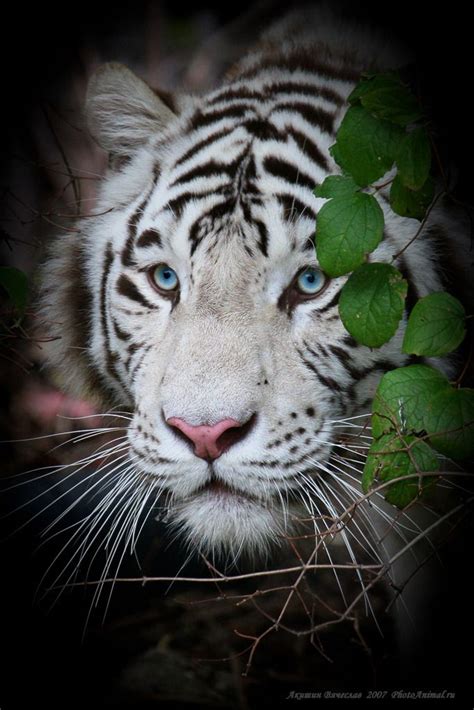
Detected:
[{"left": 39, "top": 5, "right": 468, "bottom": 586}]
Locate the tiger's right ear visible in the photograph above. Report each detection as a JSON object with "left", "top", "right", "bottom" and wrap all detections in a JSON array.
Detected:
[{"left": 85, "top": 63, "right": 177, "bottom": 157}]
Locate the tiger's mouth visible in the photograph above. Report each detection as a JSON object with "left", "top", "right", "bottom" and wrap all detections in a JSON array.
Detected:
[
  {"left": 205, "top": 479, "right": 235, "bottom": 495},
  {"left": 197, "top": 476, "right": 259, "bottom": 503}
]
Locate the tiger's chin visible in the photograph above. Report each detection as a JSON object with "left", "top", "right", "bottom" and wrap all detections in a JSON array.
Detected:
[{"left": 165, "top": 482, "right": 287, "bottom": 564}]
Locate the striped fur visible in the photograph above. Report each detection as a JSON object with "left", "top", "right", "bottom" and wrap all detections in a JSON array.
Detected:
[{"left": 40, "top": 7, "right": 469, "bottom": 560}]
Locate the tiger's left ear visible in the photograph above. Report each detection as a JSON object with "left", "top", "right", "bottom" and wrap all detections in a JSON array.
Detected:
[{"left": 85, "top": 62, "right": 177, "bottom": 158}]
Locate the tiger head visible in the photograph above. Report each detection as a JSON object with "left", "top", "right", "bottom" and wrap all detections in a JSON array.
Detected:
[{"left": 41, "top": 61, "right": 440, "bottom": 561}]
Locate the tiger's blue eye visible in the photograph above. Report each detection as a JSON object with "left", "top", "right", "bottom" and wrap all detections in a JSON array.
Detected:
[
  {"left": 152, "top": 263, "right": 179, "bottom": 291},
  {"left": 296, "top": 267, "right": 326, "bottom": 296}
]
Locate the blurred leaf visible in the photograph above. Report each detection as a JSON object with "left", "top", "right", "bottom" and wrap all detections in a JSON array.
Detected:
[
  {"left": 363, "top": 433, "right": 438, "bottom": 508},
  {"left": 425, "top": 388, "right": 474, "bottom": 460},
  {"left": 402, "top": 292, "right": 466, "bottom": 357},
  {"left": 348, "top": 73, "right": 402, "bottom": 104},
  {"left": 0, "top": 266, "right": 28, "bottom": 313},
  {"left": 389, "top": 175, "right": 434, "bottom": 220},
  {"left": 372, "top": 364, "right": 450, "bottom": 438},
  {"left": 396, "top": 127, "right": 431, "bottom": 190},
  {"left": 333, "top": 106, "right": 404, "bottom": 186}
]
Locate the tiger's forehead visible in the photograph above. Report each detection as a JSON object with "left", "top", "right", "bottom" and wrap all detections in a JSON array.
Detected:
[
  {"left": 134, "top": 174, "right": 316, "bottom": 267},
  {"left": 131, "top": 123, "right": 319, "bottom": 265}
]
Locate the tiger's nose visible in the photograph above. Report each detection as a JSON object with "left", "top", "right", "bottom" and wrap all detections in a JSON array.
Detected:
[{"left": 166, "top": 416, "right": 253, "bottom": 460}]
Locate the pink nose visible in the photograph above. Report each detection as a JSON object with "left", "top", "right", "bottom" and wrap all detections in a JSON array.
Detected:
[{"left": 166, "top": 417, "right": 246, "bottom": 460}]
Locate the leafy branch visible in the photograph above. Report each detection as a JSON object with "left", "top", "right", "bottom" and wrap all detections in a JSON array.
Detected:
[{"left": 313, "top": 70, "right": 474, "bottom": 507}]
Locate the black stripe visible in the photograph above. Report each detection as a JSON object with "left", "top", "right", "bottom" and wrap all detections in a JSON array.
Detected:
[
  {"left": 286, "top": 126, "right": 329, "bottom": 171},
  {"left": 122, "top": 196, "right": 149, "bottom": 266},
  {"left": 246, "top": 442, "right": 323, "bottom": 469},
  {"left": 302, "top": 237, "right": 316, "bottom": 252},
  {"left": 130, "top": 343, "right": 154, "bottom": 379},
  {"left": 263, "top": 156, "right": 315, "bottom": 192},
  {"left": 274, "top": 102, "right": 334, "bottom": 135},
  {"left": 254, "top": 219, "right": 269, "bottom": 257},
  {"left": 136, "top": 228, "right": 162, "bottom": 249},
  {"left": 112, "top": 317, "right": 132, "bottom": 341},
  {"left": 189, "top": 218, "right": 204, "bottom": 255},
  {"left": 346, "top": 358, "right": 397, "bottom": 402},
  {"left": 130, "top": 443, "right": 172, "bottom": 465},
  {"left": 127, "top": 341, "right": 144, "bottom": 355},
  {"left": 243, "top": 119, "right": 281, "bottom": 141},
  {"left": 243, "top": 154, "right": 257, "bottom": 181},
  {"left": 397, "top": 254, "right": 420, "bottom": 318},
  {"left": 296, "top": 347, "right": 342, "bottom": 392},
  {"left": 166, "top": 187, "right": 228, "bottom": 218},
  {"left": 328, "top": 344, "right": 360, "bottom": 379},
  {"left": 208, "top": 88, "right": 263, "bottom": 104},
  {"left": 240, "top": 200, "right": 267, "bottom": 255},
  {"left": 189, "top": 105, "right": 250, "bottom": 131},
  {"left": 283, "top": 443, "right": 325, "bottom": 469},
  {"left": 124, "top": 341, "right": 145, "bottom": 372},
  {"left": 207, "top": 82, "right": 345, "bottom": 107},
  {"left": 276, "top": 193, "right": 317, "bottom": 223},
  {"left": 122, "top": 195, "right": 144, "bottom": 266},
  {"left": 170, "top": 157, "right": 241, "bottom": 189},
  {"left": 101, "top": 243, "right": 122, "bottom": 384},
  {"left": 270, "top": 82, "right": 345, "bottom": 106},
  {"left": 122, "top": 171, "right": 160, "bottom": 266},
  {"left": 115, "top": 307, "right": 147, "bottom": 316},
  {"left": 106, "top": 351, "right": 122, "bottom": 385},
  {"left": 318, "top": 289, "right": 340, "bottom": 313},
  {"left": 189, "top": 199, "right": 235, "bottom": 256},
  {"left": 405, "top": 353, "right": 424, "bottom": 366},
  {"left": 174, "top": 127, "right": 235, "bottom": 168},
  {"left": 238, "top": 54, "right": 360, "bottom": 83},
  {"left": 116, "top": 274, "right": 159, "bottom": 310},
  {"left": 304, "top": 342, "right": 343, "bottom": 391},
  {"left": 100, "top": 243, "right": 114, "bottom": 351},
  {"left": 342, "top": 333, "right": 358, "bottom": 348},
  {"left": 67, "top": 241, "right": 110, "bottom": 401}
]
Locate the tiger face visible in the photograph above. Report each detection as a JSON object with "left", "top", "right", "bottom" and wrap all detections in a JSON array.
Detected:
[
  {"left": 42, "top": 53, "right": 441, "bottom": 560},
  {"left": 111, "top": 165, "right": 346, "bottom": 558}
]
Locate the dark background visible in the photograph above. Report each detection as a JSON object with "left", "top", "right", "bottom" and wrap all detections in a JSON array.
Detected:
[
  {"left": 1, "top": 2, "right": 473, "bottom": 708},
  {"left": 2, "top": 0, "right": 473, "bottom": 198}
]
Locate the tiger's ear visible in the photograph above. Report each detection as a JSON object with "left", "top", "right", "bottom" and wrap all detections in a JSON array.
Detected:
[{"left": 85, "top": 63, "right": 177, "bottom": 157}]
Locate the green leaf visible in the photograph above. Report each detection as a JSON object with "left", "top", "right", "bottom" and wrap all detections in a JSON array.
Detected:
[
  {"left": 349, "top": 73, "right": 423, "bottom": 126},
  {"left": 363, "top": 433, "right": 438, "bottom": 508},
  {"left": 329, "top": 142, "right": 344, "bottom": 168},
  {"left": 402, "top": 292, "right": 466, "bottom": 357},
  {"left": 360, "top": 86, "right": 423, "bottom": 127},
  {"left": 338, "top": 263, "right": 407, "bottom": 347},
  {"left": 425, "top": 388, "right": 474, "bottom": 460},
  {"left": 396, "top": 127, "right": 431, "bottom": 190},
  {"left": 371, "top": 365, "right": 451, "bottom": 438},
  {"left": 315, "top": 193, "right": 384, "bottom": 277},
  {"left": 314, "top": 175, "right": 359, "bottom": 199},
  {"left": 389, "top": 175, "right": 434, "bottom": 220},
  {"left": 0, "top": 266, "right": 29, "bottom": 313},
  {"left": 333, "top": 106, "right": 404, "bottom": 186},
  {"left": 348, "top": 73, "right": 401, "bottom": 105}
]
